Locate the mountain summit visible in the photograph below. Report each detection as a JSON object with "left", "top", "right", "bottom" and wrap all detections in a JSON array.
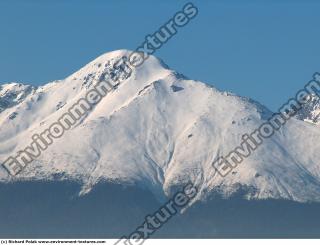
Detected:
[{"left": 1, "top": 50, "right": 320, "bottom": 203}]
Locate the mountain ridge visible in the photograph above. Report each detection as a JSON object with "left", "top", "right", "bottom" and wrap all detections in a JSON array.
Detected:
[{"left": 1, "top": 49, "right": 320, "bottom": 204}]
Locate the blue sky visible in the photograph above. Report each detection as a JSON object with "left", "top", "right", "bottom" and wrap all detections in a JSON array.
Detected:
[{"left": 0, "top": 0, "right": 319, "bottom": 111}]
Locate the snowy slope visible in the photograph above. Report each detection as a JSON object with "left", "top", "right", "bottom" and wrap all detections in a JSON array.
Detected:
[{"left": 0, "top": 49, "right": 320, "bottom": 203}]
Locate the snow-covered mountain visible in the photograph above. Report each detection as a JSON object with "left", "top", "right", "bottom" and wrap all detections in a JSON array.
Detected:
[
  {"left": 0, "top": 83, "right": 36, "bottom": 113},
  {"left": 0, "top": 49, "right": 320, "bottom": 203},
  {"left": 296, "top": 94, "right": 320, "bottom": 125}
]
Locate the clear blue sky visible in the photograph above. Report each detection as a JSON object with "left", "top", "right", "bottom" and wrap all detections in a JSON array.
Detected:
[{"left": 0, "top": 0, "right": 319, "bottom": 111}]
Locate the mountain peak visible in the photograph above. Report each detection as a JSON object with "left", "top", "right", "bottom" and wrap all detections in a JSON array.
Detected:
[{"left": 67, "top": 49, "right": 170, "bottom": 83}]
